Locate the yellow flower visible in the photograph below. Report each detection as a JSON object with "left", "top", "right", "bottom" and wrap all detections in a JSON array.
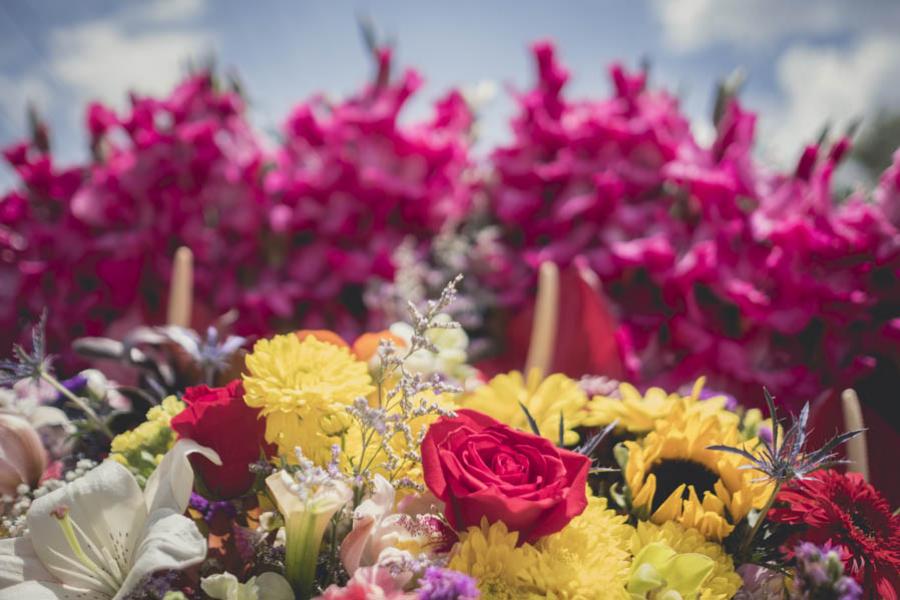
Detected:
[
  {"left": 449, "top": 498, "right": 634, "bottom": 600},
  {"left": 623, "top": 402, "right": 771, "bottom": 541},
  {"left": 458, "top": 369, "right": 592, "bottom": 445},
  {"left": 531, "top": 496, "right": 633, "bottom": 599},
  {"left": 589, "top": 378, "right": 738, "bottom": 434},
  {"left": 448, "top": 519, "right": 543, "bottom": 600},
  {"left": 630, "top": 521, "right": 742, "bottom": 600},
  {"left": 243, "top": 334, "right": 373, "bottom": 463},
  {"left": 110, "top": 396, "right": 184, "bottom": 480}
]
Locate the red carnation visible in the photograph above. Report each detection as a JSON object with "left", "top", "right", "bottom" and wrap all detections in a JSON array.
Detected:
[
  {"left": 171, "top": 380, "right": 275, "bottom": 499},
  {"left": 421, "top": 408, "right": 589, "bottom": 544},
  {"left": 769, "top": 470, "right": 900, "bottom": 599}
]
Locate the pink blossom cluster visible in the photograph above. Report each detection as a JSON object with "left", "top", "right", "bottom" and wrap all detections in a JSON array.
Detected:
[
  {"left": 261, "top": 47, "right": 472, "bottom": 338},
  {"left": 1, "top": 51, "right": 473, "bottom": 364},
  {"left": 478, "top": 41, "right": 900, "bottom": 404}
]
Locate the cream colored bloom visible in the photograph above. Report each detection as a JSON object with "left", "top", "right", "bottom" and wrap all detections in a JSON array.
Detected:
[{"left": 0, "top": 440, "right": 219, "bottom": 600}]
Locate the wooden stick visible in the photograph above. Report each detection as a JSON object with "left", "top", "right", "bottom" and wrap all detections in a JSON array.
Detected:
[
  {"left": 166, "top": 246, "right": 193, "bottom": 328},
  {"left": 524, "top": 262, "right": 559, "bottom": 377},
  {"left": 840, "top": 388, "right": 869, "bottom": 482}
]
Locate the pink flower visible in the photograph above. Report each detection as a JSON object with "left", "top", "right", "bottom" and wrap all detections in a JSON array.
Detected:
[{"left": 316, "top": 567, "right": 414, "bottom": 600}]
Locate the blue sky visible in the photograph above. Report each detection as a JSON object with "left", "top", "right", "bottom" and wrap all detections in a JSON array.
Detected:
[{"left": 2, "top": 0, "right": 900, "bottom": 187}]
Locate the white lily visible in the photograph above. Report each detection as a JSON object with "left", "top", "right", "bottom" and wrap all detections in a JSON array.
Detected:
[
  {"left": 201, "top": 571, "right": 294, "bottom": 600},
  {"left": 0, "top": 439, "right": 220, "bottom": 599},
  {"left": 266, "top": 468, "right": 352, "bottom": 599}
]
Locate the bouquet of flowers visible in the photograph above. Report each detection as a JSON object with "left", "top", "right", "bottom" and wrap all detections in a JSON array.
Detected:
[{"left": 1, "top": 279, "right": 896, "bottom": 599}]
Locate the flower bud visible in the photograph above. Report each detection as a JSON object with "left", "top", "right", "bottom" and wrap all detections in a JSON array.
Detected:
[{"left": 0, "top": 412, "right": 48, "bottom": 496}]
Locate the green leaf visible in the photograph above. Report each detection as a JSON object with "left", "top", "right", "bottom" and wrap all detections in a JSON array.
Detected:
[
  {"left": 558, "top": 411, "right": 565, "bottom": 447},
  {"left": 518, "top": 401, "right": 542, "bottom": 437}
]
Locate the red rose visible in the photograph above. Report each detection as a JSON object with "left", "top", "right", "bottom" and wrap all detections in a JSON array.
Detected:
[
  {"left": 171, "top": 380, "right": 275, "bottom": 498},
  {"left": 421, "top": 408, "right": 590, "bottom": 544}
]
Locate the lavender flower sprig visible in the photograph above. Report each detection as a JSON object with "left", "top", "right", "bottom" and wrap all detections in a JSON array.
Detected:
[{"left": 347, "top": 276, "right": 462, "bottom": 495}]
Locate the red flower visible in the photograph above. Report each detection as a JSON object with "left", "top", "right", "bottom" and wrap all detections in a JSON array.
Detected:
[
  {"left": 171, "top": 380, "right": 275, "bottom": 499},
  {"left": 421, "top": 408, "right": 589, "bottom": 544},
  {"left": 769, "top": 470, "right": 900, "bottom": 599}
]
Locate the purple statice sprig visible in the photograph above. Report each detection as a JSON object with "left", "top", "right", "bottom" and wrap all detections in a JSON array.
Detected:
[
  {"left": 416, "top": 566, "right": 480, "bottom": 600},
  {"left": 792, "top": 542, "right": 862, "bottom": 600},
  {"left": 189, "top": 491, "right": 237, "bottom": 524}
]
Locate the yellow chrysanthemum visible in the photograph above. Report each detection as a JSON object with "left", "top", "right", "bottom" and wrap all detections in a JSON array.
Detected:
[
  {"left": 623, "top": 403, "right": 771, "bottom": 541},
  {"left": 450, "top": 498, "right": 634, "bottom": 600},
  {"left": 243, "top": 334, "right": 373, "bottom": 463},
  {"left": 589, "top": 378, "right": 738, "bottom": 434},
  {"left": 448, "top": 518, "right": 544, "bottom": 600},
  {"left": 530, "top": 496, "right": 633, "bottom": 599},
  {"left": 458, "top": 369, "right": 592, "bottom": 445},
  {"left": 110, "top": 395, "right": 184, "bottom": 480},
  {"left": 631, "top": 521, "right": 742, "bottom": 600}
]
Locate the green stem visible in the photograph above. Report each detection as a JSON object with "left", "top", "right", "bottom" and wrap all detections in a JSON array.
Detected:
[
  {"left": 41, "top": 371, "right": 113, "bottom": 439},
  {"left": 741, "top": 481, "right": 781, "bottom": 557},
  {"left": 285, "top": 511, "right": 323, "bottom": 600}
]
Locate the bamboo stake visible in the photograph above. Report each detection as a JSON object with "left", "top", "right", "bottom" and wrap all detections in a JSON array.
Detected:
[
  {"left": 524, "top": 262, "right": 559, "bottom": 377},
  {"left": 166, "top": 246, "right": 193, "bottom": 328},
  {"left": 840, "top": 388, "right": 869, "bottom": 482}
]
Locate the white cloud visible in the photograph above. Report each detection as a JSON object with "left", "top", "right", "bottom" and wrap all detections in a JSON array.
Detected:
[
  {"left": 48, "top": 21, "right": 215, "bottom": 109},
  {"left": 652, "top": 0, "right": 900, "bottom": 52},
  {"left": 758, "top": 34, "right": 900, "bottom": 164},
  {"left": 134, "top": 0, "right": 207, "bottom": 23}
]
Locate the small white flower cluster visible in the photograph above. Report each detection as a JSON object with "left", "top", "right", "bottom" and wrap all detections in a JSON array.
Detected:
[
  {"left": 1, "top": 458, "right": 96, "bottom": 537},
  {"left": 281, "top": 447, "right": 348, "bottom": 504}
]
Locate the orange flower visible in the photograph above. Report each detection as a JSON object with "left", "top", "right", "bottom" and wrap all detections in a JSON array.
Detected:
[{"left": 351, "top": 331, "right": 407, "bottom": 362}]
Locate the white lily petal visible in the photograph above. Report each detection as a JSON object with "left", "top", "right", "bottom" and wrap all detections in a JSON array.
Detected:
[
  {"left": 143, "top": 438, "right": 221, "bottom": 514},
  {"left": 113, "top": 509, "right": 207, "bottom": 600},
  {"left": 27, "top": 461, "right": 145, "bottom": 595},
  {"left": 0, "top": 579, "right": 109, "bottom": 600},
  {"left": 255, "top": 572, "right": 294, "bottom": 600},
  {"left": 0, "top": 537, "right": 56, "bottom": 588},
  {"left": 29, "top": 406, "right": 73, "bottom": 430}
]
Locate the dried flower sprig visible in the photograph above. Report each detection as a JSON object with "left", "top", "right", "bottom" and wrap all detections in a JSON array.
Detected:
[
  {"left": 158, "top": 325, "right": 248, "bottom": 385},
  {"left": 0, "top": 313, "right": 112, "bottom": 439},
  {"left": 346, "top": 276, "right": 462, "bottom": 494},
  {"left": 708, "top": 388, "right": 864, "bottom": 556}
]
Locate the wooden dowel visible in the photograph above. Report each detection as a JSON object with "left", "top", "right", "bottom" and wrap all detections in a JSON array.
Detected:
[
  {"left": 840, "top": 388, "right": 869, "bottom": 482},
  {"left": 166, "top": 246, "right": 193, "bottom": 328},
  {"left": 525, "top": 262, "right": 559, "bottom": 378}
]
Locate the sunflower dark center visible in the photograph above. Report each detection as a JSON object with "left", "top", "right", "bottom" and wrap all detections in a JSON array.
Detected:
[{"left": 648, "top": 459, "right": 720, "bottom": 512}]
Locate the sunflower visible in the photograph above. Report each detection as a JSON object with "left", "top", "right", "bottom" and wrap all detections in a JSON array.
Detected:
[
  {"left": 449, "top": 497, "right": 634, "bottom": 599},
  {"left": 630, "top": 520, "right": 742, "bottom": 600},
  {"left": 458, "top": 369, "right": 593, "bottom": 445},
  {"left": 243, "top": 333, "right": 373, "bottom": 463},
  {"left": 589, "top": 378, "right": 738, "bottom": 434},
  {"left": 623, "top": 403, "right": 771, "bottom": 541},
  {"left": 769, "top": 470, "right": 900, "bottom": 599}
]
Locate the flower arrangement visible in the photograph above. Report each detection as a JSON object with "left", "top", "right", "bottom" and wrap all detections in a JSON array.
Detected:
[{"left": 1, "top": 279, "right": 896, "bottom": 599}]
